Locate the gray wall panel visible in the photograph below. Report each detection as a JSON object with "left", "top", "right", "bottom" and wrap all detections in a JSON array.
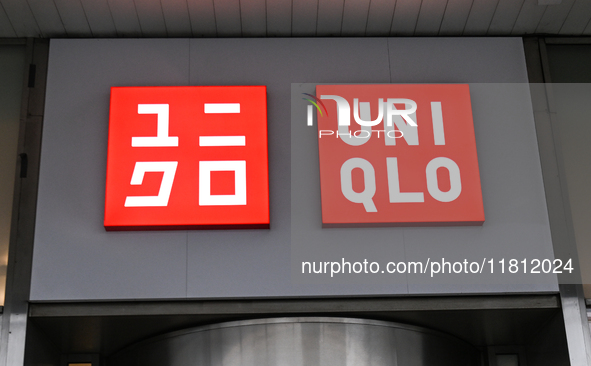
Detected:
[
  {"left": 388, "top": 38, "right": 529, "bottom": 83},
  {"left": 401, "top": 83, "right": 556, "bottom": 292},
  {"left": 31, "top": 39, "right": 190, "bottom": 300}
]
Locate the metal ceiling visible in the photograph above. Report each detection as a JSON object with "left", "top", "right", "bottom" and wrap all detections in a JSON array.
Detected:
[{"left": 0, "top": 0, "right": 590, "bottom": 38}]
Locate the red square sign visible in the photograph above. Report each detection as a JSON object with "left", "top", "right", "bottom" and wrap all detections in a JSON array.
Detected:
[
  {"left": 104, "top": 86, "right": 269, "bottom": 230},
  {"left": 316, "top": 84, "right": 484, "bottom": 226}
]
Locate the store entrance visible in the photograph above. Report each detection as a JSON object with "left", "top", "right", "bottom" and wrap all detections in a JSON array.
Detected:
[{"left": 108, "top": 318, "right": 479, "bottom": 366}]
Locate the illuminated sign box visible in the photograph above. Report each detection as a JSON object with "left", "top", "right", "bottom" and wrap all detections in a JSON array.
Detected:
[
  {"left": 316, "top": 84, "right": 484, "bottom": 227},
  {"left": 104, "top": 86, "right": 269, "bottom": 230}
]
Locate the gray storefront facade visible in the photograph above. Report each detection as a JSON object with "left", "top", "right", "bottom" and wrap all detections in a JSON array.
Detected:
[{"left": 1, "top": 2, "right": 591, "bottom": 366}]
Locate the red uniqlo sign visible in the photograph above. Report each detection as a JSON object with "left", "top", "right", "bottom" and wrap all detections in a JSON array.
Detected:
[
  {"left": 316, "top": 84, "right": 484, "bottom": 226},
  {"left": 104, "top": 86, "right": 269, "bottom": 230}
]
